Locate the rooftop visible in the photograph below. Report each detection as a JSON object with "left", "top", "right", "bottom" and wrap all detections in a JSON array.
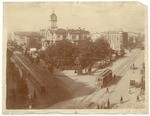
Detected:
[{"left": 14, "top": 31, "right": 44, "bottom": 38}]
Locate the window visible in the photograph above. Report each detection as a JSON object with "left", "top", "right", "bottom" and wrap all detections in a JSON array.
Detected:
[
  {"left": 57, "top": 35, "right": 60, "bottom": 38},
  {"left": 84, "top": 35, "right": 87, "bottom": 39},
  {"left": 63, "top": 35, "right": 66, "bottom": 39},
  {"left": 72, "top": 35, "right": 76, "bottom": 40},
  {"left": 79, "top": 35, "right": 81, "bottom": 40}
]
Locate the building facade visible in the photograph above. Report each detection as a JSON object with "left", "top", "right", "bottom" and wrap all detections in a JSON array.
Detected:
[
  {"left": 99, "top": 29, "right": 124, "bottom": 52},
  {"left": 14, "top": 32, "right": 43, "bottom": 50},
  {"left": 128, "top": 32, "right": 145, "bottom": 47},
  {"left": 91, "top": 29, "right": 129, "bottom": 53},
  {"left": 41, "top": 11, "right": 90, "bottom": 50}
]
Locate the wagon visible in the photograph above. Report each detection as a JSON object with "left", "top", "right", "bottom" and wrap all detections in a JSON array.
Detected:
[{"left": 130, "top": 80, "right": 135, "bottom": 86}]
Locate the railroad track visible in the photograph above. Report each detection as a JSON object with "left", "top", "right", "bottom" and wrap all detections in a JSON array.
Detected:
[
  {"left": 77, "top": 49, "right": 141, "bottom": 109},
  {"left": 17, "top": 54, "right": 81, "bottom": 100},
  {"left": 13, "top": 54, "right": 61, "bottom": 107},
  {"left": 12, "top": 55, "right": 48, "bottom": 107},
  {"left": 12, "top": 55, "right": 42, "bottom": 89},
  {"left": 15, "top": 54, "right": 72, "bottom": 102}
]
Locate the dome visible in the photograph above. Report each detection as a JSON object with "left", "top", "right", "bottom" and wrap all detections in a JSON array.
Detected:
[{"left": 50, "top": 12, "right": 57, "bottom": 20}]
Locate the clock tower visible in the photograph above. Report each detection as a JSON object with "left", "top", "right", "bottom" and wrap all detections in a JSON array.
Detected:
[{"left": 50, "top": 10, "right": 57, "bottom": 29}]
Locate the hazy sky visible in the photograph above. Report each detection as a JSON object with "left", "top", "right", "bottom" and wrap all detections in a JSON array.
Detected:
[{"left": 4, "top": 2, "right": 147, "bottom": 33}]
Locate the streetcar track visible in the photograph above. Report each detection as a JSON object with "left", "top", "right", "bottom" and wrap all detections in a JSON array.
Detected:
[
  {"left": 88, "top": 49, "right": 142, "bottom": 109},
  {"left": 79, "top": 49, "right": 141, "bottom": 109},
  {"left": 12, "top": 49, "right": 141, "bottom": 109}
]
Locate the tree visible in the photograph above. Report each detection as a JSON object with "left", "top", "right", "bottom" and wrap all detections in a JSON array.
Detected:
[
  {"left": 40, "top": 37, "right": 112, "bottom": 75},
  {"left": 43, "top": 39, "right": 76, "bottom": 68},
  {"left": 94, "top": 38, "right": 111, "bottom": 60}
]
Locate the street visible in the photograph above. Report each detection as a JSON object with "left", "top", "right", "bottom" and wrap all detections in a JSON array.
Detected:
[
  {"left": 48, "top": 49, "right": 145, "bottom": 109},
  {"left": 4, "top": 2, "right": 147, "bottom": 112}
]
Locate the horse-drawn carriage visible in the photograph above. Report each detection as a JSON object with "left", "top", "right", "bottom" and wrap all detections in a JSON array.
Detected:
[{"left": 130, "top": 80, "right": 136, "bottom": 86}]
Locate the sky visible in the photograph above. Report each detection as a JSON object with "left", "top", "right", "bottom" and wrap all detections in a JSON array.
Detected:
[{"left": 4, "top": 2, "right": 147, "bottom": 34}]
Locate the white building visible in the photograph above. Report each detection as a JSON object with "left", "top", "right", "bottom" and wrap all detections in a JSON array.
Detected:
[
  {"left": 91, "top": 29, "right": 124, "bottom": 52},
  {"left": 41, "top": 11, "right": 90, "bottom": 50},
  {"left": 128, "top": 32, "right": 144, "bottom": 44},
  {"left": 14, "top": 31, "right": 43, "bottom": 50}
]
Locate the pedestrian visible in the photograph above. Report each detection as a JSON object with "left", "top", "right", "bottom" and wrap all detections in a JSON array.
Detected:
[
  {"left": 136, "top": 95, "right": 139, "bottom": 102},
  {"left": 128, "top": 87, "right": 131, "bottom": 94},
  {"left": 106, "top": 88, "right": 109, "bottom": 93},
  {"left": 88, "top": 65, "right": 92, "bottom": 75},
  {"left": 114, "top": 74, "right": 116, "bottom": 79},
  {"left": 141, "top": 69, "right": 143, "bottom": 74},
  {"left": 97, "top": 104, "right": 100, "bottom": 109},
  {"left": 133, "top": 63, "right": 134, "bottom": 68},
  {"left": 103, "top": 102, "right": 105, "bottom": 109},
  {"left": 33, "top": 90, "right": 36, "bottom": 100},
  {"left": 107, "top": 98, "right": 110, "bottom": 108},
  {"left": 141, "top": 77, "right": 144, "bottom": 83},
  {"left": 74, "top": 70, "right": 76, "bottom": 73},
  {"left": 120, "top": 96, "right": 123, "bottom": 104}
]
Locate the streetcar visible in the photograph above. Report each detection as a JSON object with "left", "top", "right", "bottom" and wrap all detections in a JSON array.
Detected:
[{"left": 96, "top": 69, "right": 113, "bottom": 87}]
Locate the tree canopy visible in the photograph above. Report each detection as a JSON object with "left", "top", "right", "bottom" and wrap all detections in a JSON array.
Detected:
[{"left": 39, "top": 38, "right": 112, "bottom": 72}]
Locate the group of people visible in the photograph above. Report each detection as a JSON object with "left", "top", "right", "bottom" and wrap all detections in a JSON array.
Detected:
[{"left": 97, "top": 99, "right": 110, "bottom": 109}]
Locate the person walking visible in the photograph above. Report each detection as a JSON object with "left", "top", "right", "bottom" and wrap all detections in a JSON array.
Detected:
[
  {"left": 128, "top": 87, "right": 131, "bottom": 94},
  {"left": 114, "top": 74, "right": 116, "bottom": 80},
  {"left": 106, "top": 88, "right": 109, "bottom": 93},
  {"left": 133, "top": 63, "right": 135, "bottom": 68},
  {"left": 107, "top": 98, "right": 110, "bottom": 109},
  {"left": 120, "top": 96, "right": 123, "bottom": 104},
  {"left": 136, "top": 95, "right": 139, "bottom": 102},
  {"left": 97, "top": 104, "right": 100, "bottom": 109},
  {"left": 33, "top": 90, "right": 37, "bottom": 100},
  {"left": 88, "top": 65, "right": 92, "bottom": 75}
]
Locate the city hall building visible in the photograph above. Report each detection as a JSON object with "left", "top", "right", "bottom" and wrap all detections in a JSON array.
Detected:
[{"left": 41, "top": 11, "right": 90, "bottom": 50}]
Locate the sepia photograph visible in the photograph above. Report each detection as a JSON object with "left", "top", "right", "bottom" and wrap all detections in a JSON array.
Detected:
[{"left": 3, "top": 1, "right": 148, "bottom": 114}]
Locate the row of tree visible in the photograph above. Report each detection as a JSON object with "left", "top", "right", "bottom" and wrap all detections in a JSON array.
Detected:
[{"left": 39, "top": 38, "right": 112, "bottom": 74}]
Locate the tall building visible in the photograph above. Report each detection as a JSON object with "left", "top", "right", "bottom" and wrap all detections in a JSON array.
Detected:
[
  {"left": 41, "top": 11, "right": 90, "bottom": 50},
  {"left": 50, "top": 10, "right": 57, "bottom": 29},
  {"left": 99, "top": 29, "right": 124, "bottom": 52}
]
